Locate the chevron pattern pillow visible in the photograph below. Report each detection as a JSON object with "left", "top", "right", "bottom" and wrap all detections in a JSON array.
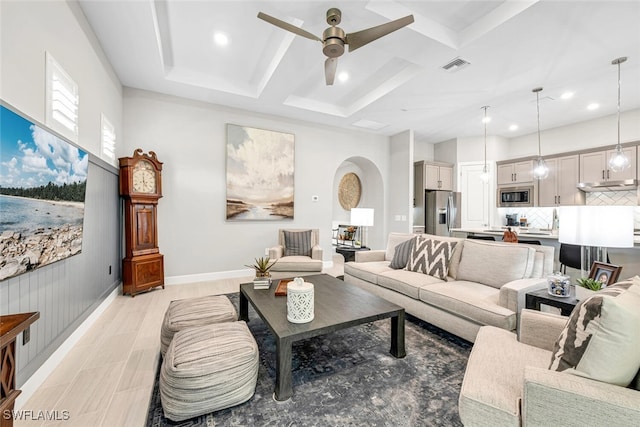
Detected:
[{"left": 405, "top": 236, "right": 458, "bottom": 280}]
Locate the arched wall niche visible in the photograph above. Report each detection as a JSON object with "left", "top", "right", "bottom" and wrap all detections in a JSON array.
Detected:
[{"left": 332, "top": 156, "right": 385, "bottom": 249}]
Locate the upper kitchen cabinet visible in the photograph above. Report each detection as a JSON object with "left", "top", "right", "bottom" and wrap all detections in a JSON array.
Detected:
[
  {"left": 423, "top": 161, "right": 453, "bottom": 191},
  {"left": 497, "top": 160, "right": 533, "bottom": 185},
  {"left": 580, "top": 146, "right": 637, "bottom": 183},
  {"left": 538, "top": 155, "right": 585, "bottom": 206}
]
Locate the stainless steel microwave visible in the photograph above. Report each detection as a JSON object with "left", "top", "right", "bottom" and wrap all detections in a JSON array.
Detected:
[{"left": 498, "top": 186, "right": 534, "bottom": 207}]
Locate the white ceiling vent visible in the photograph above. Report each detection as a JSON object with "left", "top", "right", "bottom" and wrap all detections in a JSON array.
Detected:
[{"left": 441, "top": 57, "right": 470, "bottom": 72}]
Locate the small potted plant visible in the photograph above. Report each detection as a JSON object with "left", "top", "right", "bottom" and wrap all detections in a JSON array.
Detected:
[
  {"left": 245, "top": 256, "right": 277, "bottom": 279},
  {"left": 575, "top": 277, "right": 603, "bottom": 300}
]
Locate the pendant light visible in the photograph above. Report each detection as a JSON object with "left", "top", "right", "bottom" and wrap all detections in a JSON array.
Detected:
[
  {"left": 532, "top": 87, "right": 549, "bottom": 180},
  {"left": 608, "top": 56, "right": 629, "bottom": 172},
  {"left": 479, "top": 106, "right": 490, "bottom": 183}
]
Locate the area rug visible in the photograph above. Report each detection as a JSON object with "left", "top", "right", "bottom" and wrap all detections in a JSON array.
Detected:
[{"left": 146, "top": 294, "right": 472, "bottom": 426}]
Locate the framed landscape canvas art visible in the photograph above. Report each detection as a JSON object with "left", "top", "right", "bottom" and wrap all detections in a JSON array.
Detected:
[
  {"left": 226, "top": 124, "right": 294, "bottom": 220},
  {"left": 0, "top": 103, "right": 89, "bottom": 281}
]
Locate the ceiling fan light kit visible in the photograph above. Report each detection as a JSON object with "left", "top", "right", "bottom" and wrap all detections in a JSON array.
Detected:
[{"left": 258, "top": 8, "right": 414, "bottom": 85}]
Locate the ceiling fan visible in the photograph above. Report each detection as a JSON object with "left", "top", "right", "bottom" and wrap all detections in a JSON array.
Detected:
[{"left": 257, "top": 8, "right": 414, "bottom": 85}]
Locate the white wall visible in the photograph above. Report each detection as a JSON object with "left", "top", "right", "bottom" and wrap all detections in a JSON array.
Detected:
[
  {"left": 414, "top": 141, "right": 435, "bottom": 162},
  {"left": 0, "top": 1, "right": 123, "bottom": 160},
  {"left": 507, "top": 109, "right": 640, "bottom": 158},
  {"left": 387, "top": 130, "right": 414, "bottom": 234},
  {"left": 122, "top": 88, "right": 391, "bottom": 279}
]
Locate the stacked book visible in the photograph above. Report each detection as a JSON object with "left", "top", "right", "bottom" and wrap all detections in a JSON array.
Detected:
[{"left": 253, "top": 277, "right": 271, "bottom": 289}]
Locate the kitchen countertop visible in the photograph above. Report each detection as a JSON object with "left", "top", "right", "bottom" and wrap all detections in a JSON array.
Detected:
[{"left": 451, "top": 228, "right": 640, "bottom": 245}]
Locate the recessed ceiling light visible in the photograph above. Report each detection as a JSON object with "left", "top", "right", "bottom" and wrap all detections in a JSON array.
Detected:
[
  {"left": 338, "top": 72, "right": 349, "bottom": 82},
  {"left": 587, "top": 103, "right": 600, "bottom": 110},
  {"left": 213, "top": 32, "right": 229, "bottom": 46},
  {"left": 509, "top": 124, "right": 519, "bottom": 131},
  {"left": 561, "top": 91, "right": 574, "bottom": 100}
]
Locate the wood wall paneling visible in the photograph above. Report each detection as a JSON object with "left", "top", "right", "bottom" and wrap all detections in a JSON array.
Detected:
[{"left": 0, "top": 158, "right": 121, "bottom": 386}]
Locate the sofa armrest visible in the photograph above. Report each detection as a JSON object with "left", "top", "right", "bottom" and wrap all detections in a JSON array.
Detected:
[
  {"left": 354, "top": 250, "right": 386, "bottom": 262},
  {"left": 523, "top": 366, "right": 640, "bottom": 426},
  {"left": 269, "top": 245, "right": 283, "bottom": 259},
  {"left": 311, "top": 245, "right": 323, "bottom": 260},
  {"left": 499, "top": 278, "right": 547, "bottom": 313},
  {"left": 518, "top": 309, "right": 567, "bottom": 351}
]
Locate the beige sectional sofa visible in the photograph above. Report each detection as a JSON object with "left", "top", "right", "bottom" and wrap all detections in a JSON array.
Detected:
[{"left": 344, "top": 233, "right": 554, "bottom": 342}]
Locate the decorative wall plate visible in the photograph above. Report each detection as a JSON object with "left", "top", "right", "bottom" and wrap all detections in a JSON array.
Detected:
[{"left": 338, "top": 172, "right": 361, "bottom": 210}]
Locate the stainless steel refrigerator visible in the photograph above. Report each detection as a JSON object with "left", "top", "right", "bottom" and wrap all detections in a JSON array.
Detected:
[{"left": 425, "top": 190, "right": 461, "bottom": 236}]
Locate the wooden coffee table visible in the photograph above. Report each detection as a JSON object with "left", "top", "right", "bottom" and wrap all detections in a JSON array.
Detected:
[{"left": 239, "top": 273, "right": 406, "bottom": 401}]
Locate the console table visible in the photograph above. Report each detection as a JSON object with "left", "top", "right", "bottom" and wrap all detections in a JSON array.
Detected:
[
  {"left": 335, "top": 246, "right": 370, "bottom": 262},
  {"left": 0, "top": 312, "right": 39, "bottom": 427}
]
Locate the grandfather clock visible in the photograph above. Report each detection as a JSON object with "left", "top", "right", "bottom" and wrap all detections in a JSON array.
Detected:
[{"left": 119, "top": 149, "right": 164, "bottom": 296}]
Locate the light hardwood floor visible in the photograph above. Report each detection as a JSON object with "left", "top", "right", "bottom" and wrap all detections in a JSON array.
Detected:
[{"left": 17, "top": 257, "right": 344, "bottom": 427}]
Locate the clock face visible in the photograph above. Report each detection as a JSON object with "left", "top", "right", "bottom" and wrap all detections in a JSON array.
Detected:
[{"left": 132, "top": 160, "right": 156, "bottom": 193}]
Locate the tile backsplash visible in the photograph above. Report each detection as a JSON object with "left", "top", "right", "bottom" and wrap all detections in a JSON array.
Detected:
[{"left": 499, "top": 189, "right": 640, "bottom": 230}]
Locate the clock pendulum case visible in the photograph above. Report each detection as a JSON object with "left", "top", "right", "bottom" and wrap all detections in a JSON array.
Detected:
[{"left": 119, "top": 149, "right": 165, "bottom": 296}]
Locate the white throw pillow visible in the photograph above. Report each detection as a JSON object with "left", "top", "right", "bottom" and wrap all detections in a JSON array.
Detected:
[
  {"left": 549, "top": 279, "right": 640, "bottom": 387},
  {"left": 405, "top": 235, "right": 458, "bottom": 280}
]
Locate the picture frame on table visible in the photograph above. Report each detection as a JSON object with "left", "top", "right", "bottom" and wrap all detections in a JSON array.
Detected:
[{"left": 588, "top": 261, "right": 622, "bottom": 287}]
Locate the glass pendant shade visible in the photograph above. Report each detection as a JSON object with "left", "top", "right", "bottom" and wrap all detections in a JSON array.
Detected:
[
  {"left": 533, "top": 157, "right": 549, "bottom": 179},
  {"left": 608, "top": 57, "right": 629, "bottom": 172},
  {"left": 479, "top": 164, "right": 490, "bottom": 183},
  {"left": 609, "top": 146, "right": 630, "bottom": 172}
]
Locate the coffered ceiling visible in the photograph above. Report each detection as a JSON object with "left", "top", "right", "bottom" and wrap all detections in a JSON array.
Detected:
[{"left": 78, "top": 1, "right": 640, "bottom": 143}]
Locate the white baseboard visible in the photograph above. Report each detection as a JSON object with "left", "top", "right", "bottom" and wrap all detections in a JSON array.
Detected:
[
  {"left": 165, "top": 261, "right": 334, "bottom": 285},
  {"left": 15, "top": 284, "right": 121, "bottom": 409}
]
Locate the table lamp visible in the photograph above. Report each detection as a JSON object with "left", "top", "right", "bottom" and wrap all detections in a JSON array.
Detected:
[
  {"left": 350, "top": 208, "right": 374, "bottom": 248},
  {"left": 558, "top": 205, "right": 634, "bottom": 277}
]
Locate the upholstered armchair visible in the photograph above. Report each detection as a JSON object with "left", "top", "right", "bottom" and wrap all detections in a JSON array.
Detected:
[
  {"left": 268, "top": 229, "right": 323, "bottom": 277},
  {"left": 459, "top": 280, "right": 640, "bottom": 427}
]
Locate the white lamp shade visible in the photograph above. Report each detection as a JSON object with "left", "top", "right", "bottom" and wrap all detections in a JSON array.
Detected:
[
  {"left": 350, "top": 208, "right": 374, "bottom": 226},
  {"left": 558, "top": 206, "right": 634, "bottom": 248}
]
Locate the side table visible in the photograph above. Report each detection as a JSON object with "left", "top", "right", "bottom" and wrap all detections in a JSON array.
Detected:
[
  {"left": 525, "top": 288, "right": 579, "bottom": 316},
  {"left": 335, "top": 246, "right": 370, "bottom": 263}
]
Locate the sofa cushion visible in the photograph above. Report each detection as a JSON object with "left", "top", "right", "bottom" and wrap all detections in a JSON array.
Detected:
[
  {"left": 405, "top": 236, "right": 458, "bottom": 280},
  {"left": 389, "top": 237, "right": 415, "bottom": 269},
  {"left": 549, "top": 279, "right": 640, "bottom": 387},
  {"left": 270, "top": 256, "right": 322, "bottom": 272},
  {"left": 419, "top": 281, "right": 516, "bottom": 330},
  {"left": 344, "top": 261, "right": 392, "bottom": 285},
  {"left": 377, "top": 269, "right": 444, "bottom": 300},
  {"left": 283, "top": 230, "right": 312, "bottom": 256},
  {"left": 456, "top": 240, "right": 535, "bottom": 289},
  {"left": 459, "top": 326, "right": 552, "bottom": 427}
]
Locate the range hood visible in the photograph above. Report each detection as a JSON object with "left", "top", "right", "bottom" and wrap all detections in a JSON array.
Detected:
[{"left": 577, "top": 179, "right": 638, "bottom": 192}]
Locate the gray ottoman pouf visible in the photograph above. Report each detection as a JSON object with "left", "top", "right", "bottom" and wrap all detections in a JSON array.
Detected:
[
  {"left": 160, "top": 321, "right": 259, "bottom": 422},
  {"left": 160, "top": 294, "right": 237, "bottom": 356}
]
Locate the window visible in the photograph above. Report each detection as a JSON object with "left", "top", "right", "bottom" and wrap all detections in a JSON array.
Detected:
[
  {"left": 46, "top": 52, "right": 79, "bottom": 139},
  {"left": 101, "top": 114, "right": 116, "bottom": 163}
]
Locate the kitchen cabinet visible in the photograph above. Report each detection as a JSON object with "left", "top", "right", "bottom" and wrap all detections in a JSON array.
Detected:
[
  {"left": 580, "top": 146, "right": 637, "bottom": 183},
  {"left": 424, "top": 162, "right": 453, "bottom": 191},
  {"left": 538, "top": 155, "right": 584, "bottom": 206},
  {"left": 497, "top": 160, "right": 533, "bottom": 185}
]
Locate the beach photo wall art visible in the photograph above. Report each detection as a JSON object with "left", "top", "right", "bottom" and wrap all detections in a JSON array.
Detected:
[
  {"left": 226, "top": 124, "right": 294, "bottom": 221},
  {"left": 0, "top": 103, "right": 89, "bottom": 281}
]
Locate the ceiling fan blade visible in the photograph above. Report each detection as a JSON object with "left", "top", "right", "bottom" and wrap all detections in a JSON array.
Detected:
[
  {"left": 257, "top": 12, "right": 322, "bottom": 42},
  {"left": 325, "top": 58, "right": 338, "bottom": 85},
  {"left": 346, "top": 15, "right": 414, "bottom": 52}
]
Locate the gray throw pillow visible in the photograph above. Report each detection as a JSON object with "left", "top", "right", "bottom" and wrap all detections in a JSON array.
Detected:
[
  {"left": 284, "top": 230, "right": 312, "bottom": 256},
  {"left": 390, "top": 237, "right": 415, "bottom": 269}
]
